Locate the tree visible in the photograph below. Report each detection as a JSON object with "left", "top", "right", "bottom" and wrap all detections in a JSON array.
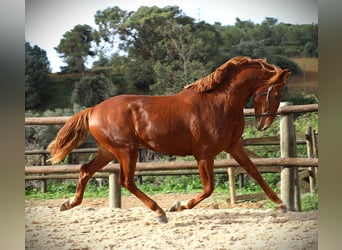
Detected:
[
  {"left": 94, "top": 6, "right": 222, "bottom": 94},
  {"left": 71, "top": 73, "right": 117, "bottom": 107},
  {"left": 267, "top": 55, "right": 302, "bottom": 76},
  {"left": 55, "top": 24, "right": 95, "bottom": 73},
  {"left": 304, "top": 41, "right": 318, "bottom": 57},
  {"left": 25, "top": 42, "right": 50, "bottom": 110},
  {"left": 125, "top": 57, "right": 155, "bottom": 94}
]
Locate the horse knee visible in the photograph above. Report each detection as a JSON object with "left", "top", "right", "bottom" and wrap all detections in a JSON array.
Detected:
[
  {"left": 79, "top": 165, "right": 92, "bottom": 179},
  {"left": 121, "top": 178, "right": 137, "bottom": 191}
]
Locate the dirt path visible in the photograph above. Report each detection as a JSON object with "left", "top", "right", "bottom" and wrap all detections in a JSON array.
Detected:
[{"left": 25, "top": 194, "right": 318, "bottom": 250}]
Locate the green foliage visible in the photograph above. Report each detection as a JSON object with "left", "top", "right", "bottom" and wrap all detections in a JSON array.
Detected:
[
  {"left": 25, "top": 108, "right": 74, "bottom": 147},
  {"left": 304, "top": 42, "right": 318, "bottom": 57},
  {"left": 300, "top": 192, "right": 318, "bottom": 211},
  {"left": 25, "top": 174, "right": 317, "bottom": 211},
  {"left": 264, "top": 192, "right": 318, "bottom": 211},
  {"left": 55, "top": 24, "right": 95, "bottom": 73},
  {"left": 125, "top": 58, "right": 155, "bottom": 94},
  {"left": 245, "top": 173, "right": 279, "bottom": 192},
  {"left": 43, "top": 78, "right": 74, "bottom": 109},
  {"left": 294, "top": 112, "right": 318, "bottom": 133},
  {"left": 242, "top": 111, "right": 318, "bottom": 158},
  {"left": 25, "top": 173, "right": 317, "bottom": 211},
  {"left": 26, "top": 7, "right": 317, "bottom": 110},
  {"left": 25, "top": 181, "right": 108, "bottom": 199},
  {"left": 140, "top": 175, "right": 205, "bottom": 193},
  {"left": 25, "top": 42, "right": 51, "bottom": 110},
  {"left": 267, "top": 55, "right": 302, "bottom": 76},
  {"left": 229, "top": 43, "right": 302, "bottom": 76},
  {"left": 229, "top": 40, "right": 267, "bottom": 59},
  {"left": 72, "top": 73, "right": 117, "bottom": 107},
  {"left": 94, "top": 6, "right": 221, "bottom": 94},
  {"left": 285, "top": 94, "right": 318, "bottom": 105}
]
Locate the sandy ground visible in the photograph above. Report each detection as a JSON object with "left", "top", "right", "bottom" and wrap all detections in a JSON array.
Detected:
[{"left": 25, "top": 194, "right": 318, "bottom": 250}]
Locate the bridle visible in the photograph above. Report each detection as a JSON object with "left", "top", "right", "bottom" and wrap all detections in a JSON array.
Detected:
[{"left": 253, "top": 85, "right": 277, "bottom": 118}]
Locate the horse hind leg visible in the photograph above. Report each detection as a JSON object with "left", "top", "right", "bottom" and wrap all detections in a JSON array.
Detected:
[
  {"left": 116, "top": 148, "right": 168, "bottom": 223},
  {"left": 60, "top": 146, "right": 115, "bottom": 211}
]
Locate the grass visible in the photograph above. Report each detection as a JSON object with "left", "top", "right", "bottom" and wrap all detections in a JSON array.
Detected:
[
  {"left": 25, "top": 173, "right": 318, "bottom": 211},
  {"left": 25, "top": 180, "right": 108, "bottom": 199},
  {"left": 263, "top": 192, "right": 318, "bottom": 211}
]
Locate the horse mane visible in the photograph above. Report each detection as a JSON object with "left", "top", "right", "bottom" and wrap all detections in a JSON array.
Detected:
[{"left": 184, "top": 56, "right": 282, "bottom": 93}]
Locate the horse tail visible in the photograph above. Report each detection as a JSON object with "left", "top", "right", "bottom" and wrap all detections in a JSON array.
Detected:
[{"left": 47, "top": 107, "right": 93, "bottom": 164}]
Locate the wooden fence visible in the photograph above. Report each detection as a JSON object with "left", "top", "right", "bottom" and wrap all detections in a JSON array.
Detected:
[{"left": 25, "top": 103, "right": 318, "bottom": 211}]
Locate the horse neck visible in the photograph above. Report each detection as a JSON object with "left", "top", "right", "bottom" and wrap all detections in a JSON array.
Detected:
[{"left": 223, "top": 67, "right": 265, "bottom": 108}]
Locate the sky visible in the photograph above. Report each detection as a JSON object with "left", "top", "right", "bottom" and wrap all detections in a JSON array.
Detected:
[{"left": 26, "top": 0, "right": 318, "bottom": 73}]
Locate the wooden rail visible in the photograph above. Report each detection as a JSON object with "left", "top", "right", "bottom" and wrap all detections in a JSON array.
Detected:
[
  {"left": 25, "top": 158, "right": 318, "bottom": 174},
  {"left": 25, "top": 135, "right": 308, "bottom": 157},
  {"left": 24, "top": 104, "right": 318, "bottom": 125}
]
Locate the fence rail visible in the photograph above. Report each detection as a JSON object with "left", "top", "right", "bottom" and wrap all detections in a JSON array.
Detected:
[
  {"left": 25, "top": 158, "right": 318, "bottom": 174},
  {"left": 25, "top": 104, "right": 318, "bottom": 125},
  {"left": 25, "top": 157, "right": 318, "bottom": 210}
]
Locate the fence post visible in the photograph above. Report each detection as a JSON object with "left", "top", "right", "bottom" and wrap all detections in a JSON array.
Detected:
[
  {"left": 280, "top": 102, "right": 301, "bottom": 211},
  {"left": 312, "top": 129, "right": 318, "bottom": 189},
  {"left": 109, "top": 172, "right": 121, "bottom": 208},
  {"left": 305, "top": 125, "right": 316, "bottom": 193},
  {"left": 40, "top": 153, "right": 47, "bottom": 193},
  {"left": 226, "top": 153, "right": 236, "bottom": 204}
]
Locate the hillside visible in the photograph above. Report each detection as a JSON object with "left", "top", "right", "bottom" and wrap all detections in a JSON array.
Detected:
[
  {"left": 44, "top": 57, "right": 318, "bottom": 110},
  {"left": 287, "top": 58, "right": 318, "bottom": 98}
]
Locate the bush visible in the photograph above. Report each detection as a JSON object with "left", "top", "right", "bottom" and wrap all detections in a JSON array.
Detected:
[
  {"left": 301, "top": 192, "right": 318, "bottom": 211},
  {"left": 267, "top": 55, "right": 302, "bottom": 76},
  {"left": 285, "top": 94, "right": 318, "bottom": 105},
  {"left": 25, "top": 108, "right": 74, "bottom": 148},
  {"left": 72, "top": 73, "right": 117, "bottom": 107}
]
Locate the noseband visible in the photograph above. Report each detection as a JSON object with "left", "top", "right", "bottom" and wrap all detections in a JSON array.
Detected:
[{"left": 253, "top": 85, "right": 277, "bottom": 118}]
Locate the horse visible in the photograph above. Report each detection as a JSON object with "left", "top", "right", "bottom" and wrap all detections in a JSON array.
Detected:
[{"left": 47, "top": 56, "right": 291, "bottom": 223}]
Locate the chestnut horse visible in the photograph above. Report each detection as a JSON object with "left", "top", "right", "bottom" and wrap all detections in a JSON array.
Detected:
[{"left": 48, "top": 56, "right": 291, "bottom": 223}]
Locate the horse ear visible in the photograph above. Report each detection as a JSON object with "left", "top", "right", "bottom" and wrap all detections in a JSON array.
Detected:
[
  {"left": 283, "top": 69, "right": 292, "bottom": 79},
  {"left": 278, "top": 69, "right": 291, "bottom": 82},
  {"left": 269, "top": 69, "right": 291, "bottom": 86}
]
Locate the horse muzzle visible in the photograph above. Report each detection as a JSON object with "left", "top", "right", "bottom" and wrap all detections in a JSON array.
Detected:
[{"left": 255, "top": 117, "right": 270, "bottom": 131}]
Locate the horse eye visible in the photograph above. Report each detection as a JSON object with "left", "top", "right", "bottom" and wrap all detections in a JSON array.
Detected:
[{"left": 274, "top": 94, "right": 281, "bottom": 100}]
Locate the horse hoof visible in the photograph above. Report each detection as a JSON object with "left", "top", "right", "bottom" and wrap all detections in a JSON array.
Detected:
[
  {"left": 156, "top": 214, "right": 168, "bottom": 223},
  {"left": 60, "top": 200, "right": 72, "bottom": 211},
  {"left": 167, "top": 201, "right": 182, "bottom": 212},
  {"left": 276, "top": 203, "right": 288, "bottom": 213}
]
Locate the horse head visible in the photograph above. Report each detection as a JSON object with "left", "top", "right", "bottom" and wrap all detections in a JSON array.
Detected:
[{"left": 252, "top": 69, "right": 291, "bottom": 131}]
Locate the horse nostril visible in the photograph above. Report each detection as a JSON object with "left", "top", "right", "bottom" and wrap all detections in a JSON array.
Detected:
[
  {"left": 255, "top": 118, "right": 271, "bottom": 131},
  {"left": 255, "top": 118, "right": 264, "bottom": 131},
  {"left": 261, "top": 124, "right": 269, "bottom": 131}
]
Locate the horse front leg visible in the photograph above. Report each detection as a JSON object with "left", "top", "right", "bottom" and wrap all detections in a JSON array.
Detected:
[
  {"left": 60, "top": 148, "right": 113, "bottom": 211},
  {"left": 226, "top": 140, "right": 287, "bottom": 212},
  {"left": 168, "top": 158, "right": 214, "bottom": 212}
]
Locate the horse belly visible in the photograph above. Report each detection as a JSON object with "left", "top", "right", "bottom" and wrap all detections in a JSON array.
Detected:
[{"left": 135, "top": 124, "right": 192, "bottom": 156}]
